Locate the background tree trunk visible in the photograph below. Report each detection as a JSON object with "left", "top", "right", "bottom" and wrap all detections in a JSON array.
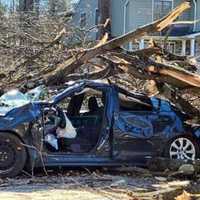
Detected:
[
  {"left": 35, "top": 0, "right": 40, "bottom": 16},
  {"left": 19, "top": 0, "right": 34, "bottom": 12},
  {"left": 49, "top": 0, "right": 56, "bottom": 16},
  {"left": 98, "top": 0, "right": 111, "bottom": 38}
]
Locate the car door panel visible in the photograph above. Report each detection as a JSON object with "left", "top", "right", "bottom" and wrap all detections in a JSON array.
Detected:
[
  {"left": 113, "top": 100, "right": 185, "bottom": 162},
  {"left": 115, "top": 112, "right": 154, "bottom": 138},
  {"left": 113, "top": 111, "right": 155, "bottom": 160}
]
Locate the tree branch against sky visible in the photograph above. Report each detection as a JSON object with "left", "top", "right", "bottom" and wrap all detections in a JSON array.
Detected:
[{"left": 0, "top": 0, "right": 72, "bottom": 14}]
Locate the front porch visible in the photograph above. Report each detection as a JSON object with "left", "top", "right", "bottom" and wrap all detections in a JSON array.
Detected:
[{"left": 128, "top": 33, "right": 200, "bottom": 57}]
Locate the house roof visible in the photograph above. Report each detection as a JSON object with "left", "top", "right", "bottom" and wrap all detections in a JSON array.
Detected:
[
  {"left": 143, "top": 31, "right": 200, "bottom": 40},
  {"left": 162, "top": 23, "right": 195, "bottom": 37},
  {"left": 143, "top": 21, "right": 200, "bottom": 40}
]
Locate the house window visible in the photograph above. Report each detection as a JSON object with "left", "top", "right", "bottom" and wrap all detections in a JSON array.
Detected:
[
  {"left": 153, "top": 0, "right": 173, "bottom": 20},
  {"left": 95, "top": 8, "right": 99, "bottom": 25},
  {"left": 80, "top": 12, "right": 86, "bottom": 28}
]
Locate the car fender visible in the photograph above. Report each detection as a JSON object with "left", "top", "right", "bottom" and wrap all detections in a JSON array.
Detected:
[{"left": 193, "top": 128, "right": 200, "bottom": 139}]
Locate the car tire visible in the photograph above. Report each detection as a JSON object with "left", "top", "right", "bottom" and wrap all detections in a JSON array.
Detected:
[
  {"left": 165, "top": 136, "right": 199, "bottom": 161},
  {"left": 0, "top": 132, "right": 27, "bottom": 178}
]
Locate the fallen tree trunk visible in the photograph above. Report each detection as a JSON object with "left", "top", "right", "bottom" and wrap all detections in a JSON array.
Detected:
[
  {"left": 100, "top": 51, "right": 200, "bottom": 89},
  {"left": 44, "top": 2, "right": 190, "bottom": 86}
]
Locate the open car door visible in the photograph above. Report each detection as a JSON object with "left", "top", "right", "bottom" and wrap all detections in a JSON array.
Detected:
[{"left": 43, "top": 81, "right": 118, "bottom": 166}]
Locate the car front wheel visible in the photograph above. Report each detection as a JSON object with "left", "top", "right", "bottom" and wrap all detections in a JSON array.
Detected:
[
  {"left": 168, "top": 136, "right": 199, "bottom": 161},
  {"left": 0, "top": 133, "right": 27, "bottom": 178}
]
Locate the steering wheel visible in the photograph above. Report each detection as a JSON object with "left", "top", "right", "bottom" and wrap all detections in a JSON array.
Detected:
[
  {"left": 43, "top": 105, "right": 66, "bottom": 129},
  {"left": 43, "top": 106, "right": 57, "bottom": 115}
]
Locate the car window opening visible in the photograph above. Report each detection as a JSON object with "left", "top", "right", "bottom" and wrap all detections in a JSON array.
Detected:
[
  {"left": 43, "top": 88, "right": 105, "bottom": 154},
  {"left": 119, "top": 92, "right": 153, "bottom": 111}
]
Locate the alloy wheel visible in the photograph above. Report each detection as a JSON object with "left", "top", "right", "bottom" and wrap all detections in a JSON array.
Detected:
[{"left": 169, "top": 137, "right": 196, "bottom": 160}]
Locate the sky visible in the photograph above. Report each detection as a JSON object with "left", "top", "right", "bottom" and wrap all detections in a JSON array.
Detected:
[{"left": 1, "top": 0, "right": 11, "bottom": 6}]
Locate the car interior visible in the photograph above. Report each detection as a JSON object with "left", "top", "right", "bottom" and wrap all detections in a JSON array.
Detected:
[{"left": 43, "top": 88, "right": 105, "bottom": 154}]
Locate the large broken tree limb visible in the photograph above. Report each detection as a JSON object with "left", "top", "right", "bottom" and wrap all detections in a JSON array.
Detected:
[
  {"left": 162, "top": 85, "right": 200, "bottom": 118},
  {"left": 150, "top": 41, "right": 198, "bottom": 72},
  {"left": 99, "top": 53, "right": 152, "bottom": 81},
  {"left": 103, "top": 51, "right": 200, "bottom": 89},
  {"left": 60, "top": 64, "right": 120, "bottom": 82},
  {"left": 125, "top": 41, "right": 197, "bottom": 72},
  {"left": 3, "top": 2, "right": 191, "bottom": 88},
  {"left": 128, "top": 47, "right": 162, "bottom": 57},
  {"left": 44, "top": 1, "right": 190, "bottom": 86},
  {"left": 36, "top": 66, "right": 115, "bottom": 85},
  {"left": 152, "top": 41, "right": 187, "bottom": 61},
  {"left": 100, "top": 52, "right": 200, "bottom": 119},
  {"left": 146, "top": 62, "right": 200, "bottom": 88},
  {"left": 94, "top": 33, "right": 109, "bottom": 48}
]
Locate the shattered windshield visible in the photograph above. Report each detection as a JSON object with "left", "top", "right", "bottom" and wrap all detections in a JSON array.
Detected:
[
  {"left": 0, "top": 90, "right": 29, "bottom": 107},
  {"left": 0, "top": 86, "right": 46, "bottom": 108}
]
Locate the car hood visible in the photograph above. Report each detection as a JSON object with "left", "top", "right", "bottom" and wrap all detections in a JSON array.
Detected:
[{"left": 0, "top": 102, "right": 42, "bottom": 130}]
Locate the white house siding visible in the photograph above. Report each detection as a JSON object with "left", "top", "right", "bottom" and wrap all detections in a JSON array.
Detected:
[
  {"left": 111, "top": 0, "right": 152, "bottom": 37},
  {"left": 111, "top": 0, "right": 124, "bottom": 37},
  {"left": 111, "top": 0, "right": 195, "bottom": 38},
  {"left": 128, "top": 0, "right": 152, "bottom": 30}
]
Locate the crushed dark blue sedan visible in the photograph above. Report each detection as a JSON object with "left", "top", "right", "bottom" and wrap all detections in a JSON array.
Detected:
[{"left": 0, "top": 80, "right": 199, "bottom": 178}]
